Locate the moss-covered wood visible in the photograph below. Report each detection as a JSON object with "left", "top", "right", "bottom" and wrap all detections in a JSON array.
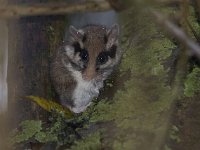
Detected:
[
  {"left": 68, "top": 1, "right": 200, "bottom": 150},
  {"left": 6, "top": 0, "right": 200, "bottom": 150}
]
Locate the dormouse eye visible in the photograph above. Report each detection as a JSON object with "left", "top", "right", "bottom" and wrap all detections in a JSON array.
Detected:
[
  {"left": 97, "top": 52, "right": 108, "bottom": 65},
  {"left": 80, "top": 49, "right": 88, "bottom": 62}
]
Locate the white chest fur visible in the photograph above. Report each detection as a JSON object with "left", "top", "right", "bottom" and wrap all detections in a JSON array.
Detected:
[{"left": 65, "top": 63, "right": 104, "bottom": 113}]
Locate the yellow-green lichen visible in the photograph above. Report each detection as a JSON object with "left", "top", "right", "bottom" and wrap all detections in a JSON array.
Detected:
[
  {"left": 186, "top": 6, "right": 200, "bottom": 39},
  {"left": 69, "top": 132, "right": 101, "bottom": 150},
  {"left": 11, "top": 120, "right": 42, "bottom": 144},
  {"left": 80, "top": 3, "right": 177, "bottom": 149},
  {"left": 184, "top": 67, "right": 200, "bottom": 97}
]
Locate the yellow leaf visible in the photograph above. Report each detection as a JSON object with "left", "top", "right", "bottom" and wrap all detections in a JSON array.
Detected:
[{"left": 25, "top": 96, "right": 74, "bottom": 119}]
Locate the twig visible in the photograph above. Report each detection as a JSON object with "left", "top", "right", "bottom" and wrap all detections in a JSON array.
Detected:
[
  {"left": 185, "top": 18, "right": 200, "bottom": 42},
  {"left": 0, "top": 1, "right": 111, "bottom": 18},
  {"left": 151, "top": 9, "right": 200, "bottom": 59},
  {"left": 156, "top": 0, "right": 181, "bottom": 7}
]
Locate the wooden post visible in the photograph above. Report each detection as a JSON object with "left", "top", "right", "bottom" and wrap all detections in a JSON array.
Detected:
[
  {"left": 0, "top": 20, "right": 8, "bottom": 113},
  {"left": 0, "top": 1, "right": 111, "bottom": 18}
]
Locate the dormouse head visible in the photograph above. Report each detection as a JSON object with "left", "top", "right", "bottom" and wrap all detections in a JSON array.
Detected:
[{"left": 64, "top": 24, "right": 121, "bottom": 81}]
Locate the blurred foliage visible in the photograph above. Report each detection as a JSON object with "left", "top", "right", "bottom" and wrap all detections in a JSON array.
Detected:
[
  {"left": 187, "top": 6, "right": 200, "bottom": 39},
  {"left": 11, "top": 120, "right": 42, "bottom": 144},
  {"left": 184, "top": 67, "right": 200, "bottom": 97},
  {"left": 69, "top": 132, "right": 101, "bottom": 150},
  {"left": 76, "top": 2, "right": 176, "bottom": 150},
  {"left": 169, "top": 125, "right": 180, "bottom": 143},
  {"left": 10, "top": 110, "right": 88, "bottom": 149},
  {"left": 11, "top": 97, "right": 99, "bottom": 149},
  {"left": 71, "top": 1, "right": 200, "bottom": 150}
]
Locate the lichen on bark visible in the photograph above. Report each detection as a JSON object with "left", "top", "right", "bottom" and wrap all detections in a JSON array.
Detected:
[
  {"left": 72, "top": 3, "right": 178, "bottom": 150},
  {"left": 184, "top": 67, "right": 200, "bottom": 97}
]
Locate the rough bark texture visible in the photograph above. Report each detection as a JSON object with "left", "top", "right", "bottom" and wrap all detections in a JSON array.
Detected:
[
  {"left": 0, "top": 1, "right": 111, "bottom": 18},
  {"left": 7, "top": 14, "right": 68, "bottom": 124}
]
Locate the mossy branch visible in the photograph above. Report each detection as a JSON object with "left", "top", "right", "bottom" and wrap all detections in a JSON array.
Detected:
[
  {"left": 151, "top": 10, "right": 200, "bottom": 60},
  {"left": 0, "top": 1, "right": 111, "bottom": 18}
]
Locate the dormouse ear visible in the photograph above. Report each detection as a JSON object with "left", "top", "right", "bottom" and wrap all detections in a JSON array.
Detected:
[
  {"left": 107, "top": 24, "right": 119, "bottom": 45},
  {"left": 69, "top": 25, "right": 84, "bottom": 40}
]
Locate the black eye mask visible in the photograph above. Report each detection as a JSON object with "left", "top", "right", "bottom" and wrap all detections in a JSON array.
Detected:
[
  {"left": 97, "top": 52, "right": 109, "bottom": 65},
  {"left": 96, "top": 45, "right": 117, "bottom": 65},
  {"left": 72, "top": 42, "right": 82, "bottom": 53},
  {"left": 79, "top": 49, "right": 89, "bottom": 63},
  {"left": 72, "top": 42, "right": 89, "bottom": 64}
]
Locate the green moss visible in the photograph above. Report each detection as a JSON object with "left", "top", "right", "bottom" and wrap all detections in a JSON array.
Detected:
[
  {"left": 164, "top": 145, "right": 172, "bottom": 150},
  {"left": 11, "top": 120, "right": 42, "bottom": 144},
  {"left": 35, "top": 131, "right": 57, "bottom": 143},
  {"left": 184, "top": 67, "right": 200, "bottom": 97},
  {"left": 187, "top": 6, "right": 200, "bottom": 39},
  {"left": 69, "top": 132, "right": 101, "bottom": 150},
  {"left": 169, "top": 125, "right": 180, "bottom": 143},
  {"left": 75, "top": 3, "right": 177, "bottom": 149},
  {"left": 76, "top": 1, "right": 184, "bottom": 149},
  {"left": 11, "top": 119, "right": 58, "bottom": 145},
  {"left": 11, "top": 112, "right": 83, "bottom": 148},
  {"left": 28, "top": 2, "right": 178, "bottom": 149}
]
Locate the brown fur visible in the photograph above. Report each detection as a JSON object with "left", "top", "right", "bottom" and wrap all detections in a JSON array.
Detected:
[
  {"left": 82, "top": 26, "right": 107, "bottom": 80},
  {"left": 50, "top": 24, "right": 121, "bottom": 112}
]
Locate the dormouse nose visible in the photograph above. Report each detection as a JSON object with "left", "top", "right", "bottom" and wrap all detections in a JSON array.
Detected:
[{"left": 82, "top": 64, "right": 97, "bottom": 81}]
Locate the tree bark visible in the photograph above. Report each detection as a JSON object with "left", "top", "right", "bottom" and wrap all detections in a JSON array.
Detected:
[{"left": 0, "top": 1, "right": 111, "bottom": 18}]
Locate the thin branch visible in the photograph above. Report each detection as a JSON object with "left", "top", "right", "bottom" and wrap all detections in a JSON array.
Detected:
[
  {"left": 185, "top": 18, "right": 200, "bottom": 42},
  {"left": 156, "top": 0, "right": 181, "bottom": 7},
  {"left": 151, "top": 9, "right": 200, "bottom": 60},
  {"left": 0, "top": 1, "right": 111, "bottom": 18}
]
